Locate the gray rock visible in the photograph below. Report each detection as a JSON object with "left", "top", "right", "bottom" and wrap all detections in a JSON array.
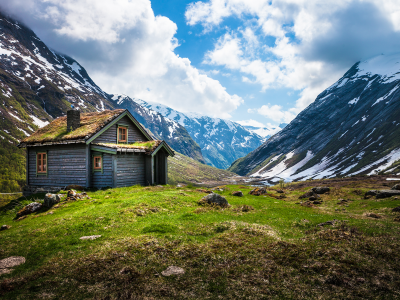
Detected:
[
  {"left": 318, "top": 219, "right": 338, "bottom": 226},
  {"left": 161, "top": 266, "right": 185, "bottom": 276},
  {"left": 375, "top": 190, "right": 400, "bottom": 199},
  {"left": 0, "top": 256, "right": 25, "bottom": 269},
  {"left": 299, "top": 190, "right": 320, "bottom": 199},
  {"left": 311, "top": 187, "right": 330, "bottom": 194},
  {"left": 44, "top": 193, "right": 61, "bottom": 207},
  {"left": 0, "top": 225, "right": 10, "bottom": 231},
  {"left": 231, "top": 191, "right": 243, "bottom": 197},
  {"left": 365, "top": 190, "right": 379, "bottom": 197},
  {"left": 201, "top": 193, "right": 229, "bottom": 207},
  {"left": 16, "top": 202, "right": 42, "bottom": 218},
  {"left": 79, "top": 235, "right": 101, "bottom": 240},
  {"left": 391, "top": 184, "right": 400, "bottom": 190}
]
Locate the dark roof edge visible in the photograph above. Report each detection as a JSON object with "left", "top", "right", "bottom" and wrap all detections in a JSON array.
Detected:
[
  {"left": 151, "top": 141, "right": 175, "bottom": 157},
  {"left": 18, "top": 139, "right": 86, "bottom": 148}
]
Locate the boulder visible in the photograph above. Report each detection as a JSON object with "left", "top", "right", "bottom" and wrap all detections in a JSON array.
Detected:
[
  {"left": 16, "top": 202, "right": 42, "bottom": 218},
  {"left": 392, "top": 206, "right": 400, "bottom": 212},
  {"left": 161, "top": 266, "right": 185, "bottom": 277},
  {"left": 375, "top": 190, "right": 400, "bottom": 199},
  {"left": 67, "top": 189, "right": 77, "bottom": 199},
  {"left": 391, "top": 184, "right": 400, "bottom": 190},
  {"left": 276, "top": 189, "right": 284, "bottom": 193},
  {"left": 249, "top": 187, "right": 268, "bottom": 196},
  {"left": 200, "top": 193, "right": 229, "bottom": 207},
  {"left": 365, "top": 190, "right": 378, "bottom": 198},
  {"left": 311, "top": 187, "right": 330, "bottom": 194},
  {"left": 231, "top": 191, "right": 243, "bottom": 197},
  {"left": 299, "top": 190, "right": 320, "bottom": 199},
  {"left": 44, "top": 193, "right": 61, "bottom": 207},
  {"left": 0, "top": 256, "right": 25, "bottom": 269},
  {"left": 0, "top": 225, "right": 10, "bottom": 231},
  {"left": 309, "top": 195, "right": 318, "bottom": 201}
]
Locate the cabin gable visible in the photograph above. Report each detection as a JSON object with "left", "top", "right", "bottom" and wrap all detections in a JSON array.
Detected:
[{"left": 92, "top": 115, "right": 149, "bottom": 144}]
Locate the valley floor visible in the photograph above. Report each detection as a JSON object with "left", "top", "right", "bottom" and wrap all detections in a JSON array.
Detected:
[{"left": 1, "top": 177, "right": 400, "bottom": 299}]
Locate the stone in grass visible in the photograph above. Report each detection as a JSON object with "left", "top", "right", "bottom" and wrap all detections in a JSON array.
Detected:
[
  {"left": 200, "top": 193, "right": 229, "bottom": 207},
  {"left": 16, "top": 202, "right": 42, "bottom": 218},
  {"left": 318, "top": 220, "right": 338, "bottom": 226},
  {"left": 0, "top": 256, "right": 26, "bottom": 274},
  {"left": 311, "top": 187, "right": 330, "bottom": 194},
  {"left": 79, "top": 235, "right": 101, "bottom": 240},
  {"left": 231, "top": 191, "right": 243, "bottom": 197},
  {"left": 364, "top": 213, "right": 382, "bottom": 219},
  {"left": 249, "top": 187, "right": 268, "bottom": 196},
  {"left": 299, "top": 190, "right": 320, "bottom": 199},
  {"left": 276, "top": 189, "right": 284, "bottom": 193},
  {"left": 392, "top": 206, "right": 400, "bottom": 212},
  {"left": 394, "top": 216, "right": 400, "bottom": 222},
  {"left": 0, "top": 225, "right": 10, "bottom": 231},
  {"left": 161, "top": 266, "right": 185, "bottom": 277},
  {"left": 44, "top": 193, "right": 61, "bottom": 208},
  {"left": 391, "top": 184, "right": 400, "bottom": 191}
]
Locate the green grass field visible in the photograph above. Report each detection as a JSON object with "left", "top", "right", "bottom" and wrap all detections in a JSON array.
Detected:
[{"left": 0, "top": 181, "right": 400, "bottom": 299}]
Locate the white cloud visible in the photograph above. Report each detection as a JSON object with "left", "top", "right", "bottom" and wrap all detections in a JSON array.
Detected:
[
  {"left": 187, "top": 0, "right": 400, "bottom": 117},
  {"left": 257, "top": 104, "right": 296, "bottom": 123},
  {"left": 1, "top": 0, "right": 243, "bottom": 118},
  {"left": 236, "top": 119, "right": 266, "bottom": 127}
]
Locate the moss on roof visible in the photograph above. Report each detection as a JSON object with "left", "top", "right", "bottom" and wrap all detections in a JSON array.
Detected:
[
  {"left": 94, "top": 141, "right": 161, "bottom": 151},
  {"left": 22, "top": 109, "right": 125, "bottom": 144}
]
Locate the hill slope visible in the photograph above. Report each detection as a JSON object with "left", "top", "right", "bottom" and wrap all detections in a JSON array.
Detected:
[{"left": 229, "top": 53, "right": 400, "bottom": 181}]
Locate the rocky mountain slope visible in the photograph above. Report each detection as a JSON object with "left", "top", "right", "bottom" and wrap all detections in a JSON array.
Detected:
[
  {"left": 133, "top": 99, "right": 264, "bottom": 169},
  {"left": 229, "top": 53, "right": 400, "bottom": 182},
  {"left": 0, "top": 11, "right": 207, "bottom": 191}
]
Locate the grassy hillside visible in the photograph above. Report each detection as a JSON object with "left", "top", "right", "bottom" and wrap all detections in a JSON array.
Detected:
[
  {"left": 0, "top": 178, "right": 400, "bottom": 299},
  {"left": 168, "top": 152, "right": 236, "bottom": 184}
]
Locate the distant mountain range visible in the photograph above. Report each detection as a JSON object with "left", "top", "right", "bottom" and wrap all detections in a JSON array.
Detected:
[
  {"left": 229, "top": 53, "right": 400, "bottom": 182},
  {"left": 132, "top": 99, "right": 265, "bottom": 169},
  {"left": 242, "top": 123, "right": 287, "bottom": 139}
]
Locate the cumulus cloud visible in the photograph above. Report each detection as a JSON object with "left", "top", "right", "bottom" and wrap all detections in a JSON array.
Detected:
[
  {"left": 256, "top": 105, "right": 295, "bottom": 123},
  {"left": 0, "top": 0, "right": 243, "bottom": 118},
  {"left": 236, "top": 119, "right": 266, "bottom": 128},
  {"left": 187, "top": 0, "right": 400, "bottom": 119}
]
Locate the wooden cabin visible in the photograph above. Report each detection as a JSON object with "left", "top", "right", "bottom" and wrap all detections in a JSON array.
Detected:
[{"left": 18, "top": 109, "right": 174, "bottom": 191}]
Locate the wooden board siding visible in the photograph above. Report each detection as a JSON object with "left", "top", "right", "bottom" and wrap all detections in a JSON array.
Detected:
[
  {"left": 116, "top": 153, "right": 145, "bottom": 187},
  {"left": 92, "top": 153, "right": 113, "bottom": 188},
  {"left": 93, "top": 115, "right": 148, "bottom": 144},
  {"left": 28, "top": 145, "right": 87, "bottom": 187}
]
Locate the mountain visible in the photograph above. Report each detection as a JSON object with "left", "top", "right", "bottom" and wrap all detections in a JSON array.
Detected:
[
  {"left": 229, "top": 53, "right": 400, "bottom": 182},
  {"left": 242, "top": 123, "right": 287, "bottom": 139},
  {"left": 0, "top": 11, "right": 208, "bottom": 191},
  {"left": 109, "top": 94, "right": 205, "bottom": 163},
  {"left": 133, "top": 99, "right": 264, "bottom": 169}
]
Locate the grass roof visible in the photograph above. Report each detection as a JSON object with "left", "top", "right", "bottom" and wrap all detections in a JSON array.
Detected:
[
  {"left": 22, "top": 109, "right": 125, "bottom": 144},
  {"left": 94, "top": 141, "right": 161, "bottom": 152}
]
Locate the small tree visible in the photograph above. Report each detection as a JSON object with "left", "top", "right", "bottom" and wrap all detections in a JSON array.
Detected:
[{"left": 278, "top": 179, "right": 285, "bottom": 189}]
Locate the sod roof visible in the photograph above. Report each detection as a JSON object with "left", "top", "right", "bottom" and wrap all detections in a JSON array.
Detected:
[
  {"left": 93, "top": 140, "right": 174, "bottom": 156},
  {"left": 21, "top": 109, "right": 125, "bottom": 145}
]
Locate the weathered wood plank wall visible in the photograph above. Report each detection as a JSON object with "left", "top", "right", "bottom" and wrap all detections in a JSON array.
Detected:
[
  {"left": 93, "top": 115, "right": 148, "bottom": 144},
  {"left": 92, "top": 154, "right": 113, "bottom": 188},
  {"left": 116, "top": 153, "right": 145, "bottom": 187},
  {"left": 28, "top": 145, "right": 87, "bottom": 187}
]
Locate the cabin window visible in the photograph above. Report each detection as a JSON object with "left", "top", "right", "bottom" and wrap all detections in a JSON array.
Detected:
[
  {"left": 37, "top": 152, "right": 47, "bottom": 174},
  {"left": 93, "top": 156, "right": 102, "bottom": 170},
  {"left": 118, "top": 126, "right": 127, "bottom": 143}
]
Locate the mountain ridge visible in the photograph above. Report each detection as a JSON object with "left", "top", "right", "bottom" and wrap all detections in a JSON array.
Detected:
[{"left": 229, "top": 53, "right": 400, "bottom": 182}]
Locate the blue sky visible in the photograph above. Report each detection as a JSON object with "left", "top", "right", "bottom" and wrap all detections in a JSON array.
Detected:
[{"left": 2, "top": 0, "right": 400, "bottom": 128}]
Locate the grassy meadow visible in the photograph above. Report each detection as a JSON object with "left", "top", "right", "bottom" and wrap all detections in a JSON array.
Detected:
[{"left": 0, "top": 179, "right": 400, "bottom": 299}]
